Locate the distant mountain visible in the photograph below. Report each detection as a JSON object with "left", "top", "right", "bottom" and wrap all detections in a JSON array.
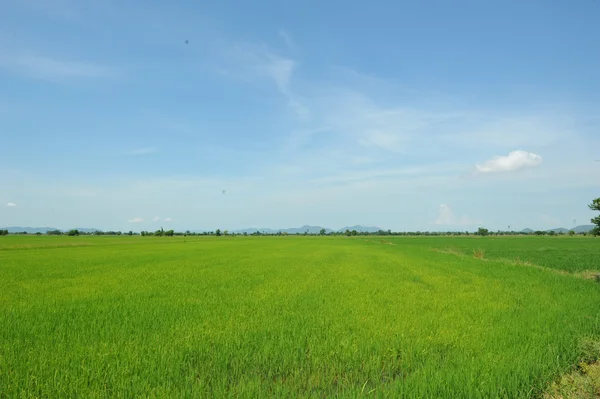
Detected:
[
  {"left": 519, "top": 225, "right": 595, "bottom": 234},
  {"left": 280, "top": 225, "right": 332, "bottom": 234},
  {"left": 572, "top": 225, "right": 595, "bottom": 233},
  {"left": 2, "top": 227, "right": 101, "bottom": 234},
  {"left": 338, "top": 225, "right": 381, "bottom": 233},
  {"left": 4, "top": 226, "right": 59, "bottom": 234},
  {"left": 233, "top": 228, "right": 277, "bottom": 234},
  {"left": 547, "top": 228, "right": 570, "bottom": 234},
  {"left": 234, "top": 225, "right": 387, "bottom": 234}
]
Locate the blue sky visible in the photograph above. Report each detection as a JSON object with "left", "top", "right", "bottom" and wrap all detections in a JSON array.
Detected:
[{"left": 1, "top": 0, "right": 599, "bottom": 232}]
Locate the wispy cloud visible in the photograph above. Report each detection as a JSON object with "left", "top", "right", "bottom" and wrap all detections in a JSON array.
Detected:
[
  {"left": 164, "top": 217, "right": 173, "bottom": 222},
  {"left": 0, "top": 52, "right": 115, "bottom": 80},
  {"left": 476, "top": 150, "right": 543, "bottom": 173},
  {"left": 129, "top": 147, "right": 157, "bottom": 156},
  {"left": 152, "top": 216, "right": 160, "bottom": 222},
  {"left": 224, "top": 43, "right": 309, "bottom": 120},
  {"left": 6, "top": 202, "right": 16, "bottom": 207},
  {"left": 278, "top": 29, "right": 295, "bottom": 50},
  {"left": 434, "top": 204, "right": 481, "bottom": 227},
  {"left": 127, "top": 217, "right": 144, "bottom": 223}
]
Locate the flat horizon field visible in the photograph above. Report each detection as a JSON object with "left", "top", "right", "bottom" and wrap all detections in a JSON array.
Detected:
[{"left": 1, "top": 235, "right": 599, "bottom": 398}]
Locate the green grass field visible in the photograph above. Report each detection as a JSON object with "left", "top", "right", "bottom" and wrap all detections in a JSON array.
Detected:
[{"left": 1, "top": 236, "right": 599, "bottom": 398}]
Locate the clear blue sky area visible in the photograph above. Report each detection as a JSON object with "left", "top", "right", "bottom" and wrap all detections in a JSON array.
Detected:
[{"left": 1, "top": 0, "right": 599, "bottom": 231}]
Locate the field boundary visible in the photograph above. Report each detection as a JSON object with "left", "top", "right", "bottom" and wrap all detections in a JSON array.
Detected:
[{"left": 430, "top": 247, "right": 600, "bottom": 282}]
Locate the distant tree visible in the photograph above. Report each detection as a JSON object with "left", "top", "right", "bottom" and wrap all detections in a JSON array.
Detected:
[
  {"left": 67, "top": 229, "right": 79, "bottom": 236},
  {"left": 128, "top": 231, "right": 133, "bottom": 236},
  {"left": 477, "top": 227, "right": 489, "bottom": 236},
  {"left": 534, "top": 230, "right": 545, "bottom": 236},
  {"left": 568, "top": 230, "right": 576, "bottom": 236},
  {"left": 351, "top": 230, "right": 358, "bottom": 236},
  {"left": 0, "top": 229, "right": 8, "bottom": 236},
  {"left": 548, "top": 230, "right": 556, "bottom": 236},
  {"left": 345, "top": 229, "right": 351, "bottom": 237},
  {"left": 589, "top": 197, "right": 600, "bottom": 236},
  {"left": 47, "top": 229, "right": 63, "bottom": 235},
  {"left": 319, "top": 228, "right": 326, "bottom": 235},
  {"left": 216, "top": 229, "right": 222, "bottom": 237},
  {"left": 35, "top": 232, "right": 42, "bottom": 236},
  {"left": 165, "top": 229, "right": 174, "bottom": 237}
]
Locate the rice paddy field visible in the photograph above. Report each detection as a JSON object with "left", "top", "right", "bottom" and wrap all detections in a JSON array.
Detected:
[{"left": 1, "top": 235, "right": 599, "bottom": 398}]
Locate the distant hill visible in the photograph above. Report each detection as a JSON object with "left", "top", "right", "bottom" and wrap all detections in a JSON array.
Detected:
[
  {"left": 572, "top": 225, "right": 595, "bottom": 233},
  {"left": 233, "top": 225, "right": 381, "bottom": 234},
  {"left": 2, "top": 227, "right": 101, "bottom": 234},
  {"left": 233, "top": 228, "right": 277, "bottom": 234},
  {"left": 4, "top": 226, "right": 59, "bottom": 234},
  {"left": 280, "top": 225, "right": 332, "bottom": 234},
  {"left": 520, "top": 225, "right": 595, "bottom": 234},
  {"left": 547, "top": 228, "right": 570, "bottom": 234},
  {"left": 338, "top": 225, "right": 381, "bottom": 233}
]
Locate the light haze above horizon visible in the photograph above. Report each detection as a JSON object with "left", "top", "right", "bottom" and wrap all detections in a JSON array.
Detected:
[{"left": 1, "top": 0, "right": 599, "bottom": 232}]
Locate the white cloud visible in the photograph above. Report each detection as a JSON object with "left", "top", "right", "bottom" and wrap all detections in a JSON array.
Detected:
[
  {"left": 435, "top": 204, "right": 480, "bottom": 227},
  {"left": 476, "top": 150, "right": 543, "bottom": 173},
  {"left": 164, "top": 217, "right": 173, "bottom": 222},
  {"left": 152, "top": 216, "right": 160, "bottom": 222},
  {"left": 6, "top": 202, "right": 16, "bottom": 207},
  {"left": 127, "top": 217, "right": 144, "bottom": 223}
]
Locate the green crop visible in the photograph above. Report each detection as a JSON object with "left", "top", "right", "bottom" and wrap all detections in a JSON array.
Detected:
[{"left": 1, "top": 235, "right": 599, "bottom": 398}]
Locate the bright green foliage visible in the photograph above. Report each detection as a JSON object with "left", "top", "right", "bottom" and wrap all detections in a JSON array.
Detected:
[
  {"left": 0, "top": 236, "right": 599, "bottom": 398},
  {"left": 589, "top": 197, "right": 600, "bottom": 236}
]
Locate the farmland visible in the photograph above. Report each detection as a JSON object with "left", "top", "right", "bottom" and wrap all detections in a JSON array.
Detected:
[{"left": 1, "top": 235, "right": 599, "bottom": 398}]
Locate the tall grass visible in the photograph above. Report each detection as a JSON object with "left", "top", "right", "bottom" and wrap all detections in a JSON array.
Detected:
[{"left": 0, "top": 236, "right": 599, "bottom": 397}]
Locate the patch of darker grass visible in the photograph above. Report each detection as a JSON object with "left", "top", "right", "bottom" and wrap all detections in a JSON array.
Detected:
[{"left": 472, "top": 248, "right": 485, "bottom": 259}]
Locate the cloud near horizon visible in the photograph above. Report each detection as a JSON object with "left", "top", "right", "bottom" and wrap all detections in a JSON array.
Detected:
[
  {"left": 435, "top": 204, "right": 481, "bottom": 227},
  {"left": 476, "top": 150, "right": 543, "bottom": 173},
  {"left": 6, "top": 202, "right": 16, "bottom": 207},
  {"left": 127, "top": 217, "right": 144, "bottom": 223}
]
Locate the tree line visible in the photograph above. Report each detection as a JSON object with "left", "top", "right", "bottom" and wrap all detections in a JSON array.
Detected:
[{"left": 0, "top": 228, "right": 594, "bottom": 237}]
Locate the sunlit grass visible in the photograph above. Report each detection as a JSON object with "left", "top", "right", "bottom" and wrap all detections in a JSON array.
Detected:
[{"left": 1, "top": 236, "right": 599, "bottom": 397}]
